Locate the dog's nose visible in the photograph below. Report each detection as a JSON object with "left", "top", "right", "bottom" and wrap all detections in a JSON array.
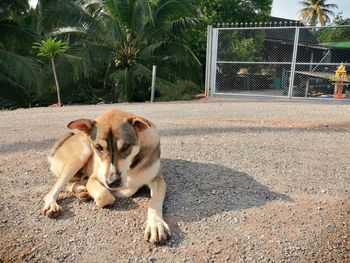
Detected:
[{"left": 108, "top": 178, "right": 122, "bottom": 188}]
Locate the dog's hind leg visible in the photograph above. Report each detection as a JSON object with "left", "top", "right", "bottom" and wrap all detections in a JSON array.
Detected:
[{"left": 66, "top": 179, "right": 90, "bottom": 202}]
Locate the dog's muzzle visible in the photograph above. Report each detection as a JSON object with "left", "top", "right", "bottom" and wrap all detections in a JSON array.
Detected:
[{"left": 107, "top": 178, "right": 122, "bottom": 188}]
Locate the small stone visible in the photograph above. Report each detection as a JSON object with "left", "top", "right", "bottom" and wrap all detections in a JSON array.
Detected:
[
  {"left": 214, "top": 248, "right": 221, "bottom": 254},
  {"left": 206, "top": 241, "right": 213, "bottom": 246},
  {"left": 148, "top": 256, "right": 156, "bottom": 262}
]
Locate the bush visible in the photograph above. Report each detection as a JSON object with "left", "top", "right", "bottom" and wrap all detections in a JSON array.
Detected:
[{"left": 158, "top": 80, "right": 203, "bottom": 101}]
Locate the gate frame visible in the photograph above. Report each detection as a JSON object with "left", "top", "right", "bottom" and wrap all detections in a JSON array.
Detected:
[{"left": 205, "top": 24, "right": 350, "bottom": 100}]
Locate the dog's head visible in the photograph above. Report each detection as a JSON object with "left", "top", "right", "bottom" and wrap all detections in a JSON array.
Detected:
[{"left": 67, "top": 116, "right": 150, "bottom": 190}]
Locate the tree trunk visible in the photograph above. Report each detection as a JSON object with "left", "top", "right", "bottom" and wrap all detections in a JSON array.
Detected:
[
  {"left": 50, "top": 57, "right": 62, "bottom": 107},
  {"left": 122, "top": 69, "right": 133, "bottom": 102}
]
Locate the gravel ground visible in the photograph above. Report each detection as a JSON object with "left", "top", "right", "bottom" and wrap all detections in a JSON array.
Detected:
[{"left": 0, "top": 98, "right": 349, "bottom": 262}]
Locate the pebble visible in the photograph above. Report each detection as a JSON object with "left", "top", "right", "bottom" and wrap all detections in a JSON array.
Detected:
[
  {"left": 214, "top": 248, "right": 221, "bottom": 254},
  {"left": 148, "top": 256, "right": 156, "bottom": 262}
]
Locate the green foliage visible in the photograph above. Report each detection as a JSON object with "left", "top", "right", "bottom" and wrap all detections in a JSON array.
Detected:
[
  {"left": 32, "top": 37, "right": 69, "bottom": 59},
  {"left": 39, "top": 0, "right": 201, "bottom": 102},
  {"left": 299, "top": 0, "right": 338, "bottom": 26},
  {"left": 184, "top": 0, "right": 272, "bottom": 85},
  {"left": 0, "top": 1, "right": 42, "bottom": 107},
  {"left": 192, "top": 0, "right": 272, "bottom": 25},
  {"left": 315, "top": 14, "right": 350, "bottom": 42},
  {"left": 32, "top": 37, "right": 69, "bottom": 106},
  {"left": 217, "top": 30, "right": 265, "bottom": 62},
  {"left": 158, "top": 79, "right": 202, "bottom": 101},
  {"left": 0, "top": 0, "right": 277, "bottom": 108},
  {"left": 0, "top": 0, "right": 30, "bottom": 21}
]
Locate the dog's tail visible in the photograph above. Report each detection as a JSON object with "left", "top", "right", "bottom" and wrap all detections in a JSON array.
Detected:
[{"left": 48, "top": 132, "right": 75, "bottom": 157}]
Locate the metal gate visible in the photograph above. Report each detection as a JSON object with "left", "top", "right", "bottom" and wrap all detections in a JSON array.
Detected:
[{"left": 205, "top": 23, "right": 350, "bottom": 99}]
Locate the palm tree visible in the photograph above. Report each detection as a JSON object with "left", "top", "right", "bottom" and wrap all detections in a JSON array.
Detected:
[
  {"left": 40, "top": 0, "right": 200, "bottom": 102},
  {"left": 299, "top": 0, "right": 338, "bottom": 26},
  {"left": 0, "top": 0, "right": 41, "bottom": 107},
  {"left": 33, "top": 37, "right": 68, "bottom": 107}
]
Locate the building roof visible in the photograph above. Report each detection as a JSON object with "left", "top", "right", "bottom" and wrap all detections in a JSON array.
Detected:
[
  {"left": 320, "top": 41, "right": 350, "bottom": 48},
  {"left": 265, "top": 17, "right": 318, "bottom": 45}
]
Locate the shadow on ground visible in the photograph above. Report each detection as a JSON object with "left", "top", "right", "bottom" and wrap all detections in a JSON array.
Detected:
[
  {"left": 160, "top": 125, "right": 346, "bottom": 137},
  {"left": 36, "top": 158, "right": 292, "bottom": 248},
  {"left": 161, "top": 158, "right": 292, "bottom": 222},
  {"left": 0, "top": 138, "right": 55, "bottom": 154}
]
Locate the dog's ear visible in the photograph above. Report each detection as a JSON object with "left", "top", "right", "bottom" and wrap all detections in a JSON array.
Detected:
[
  {"left": 67, "top": 119, "right": 95, "bottom": 134},
  {"left": 127, "top": 117, "right": 150, "bottom": 132}
]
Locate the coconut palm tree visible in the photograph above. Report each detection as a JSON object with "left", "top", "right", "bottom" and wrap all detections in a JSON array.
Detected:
[
  {"left": 299, "top": 0, "right": 338, "bottom": 26},
  {"left": 33, "top": 37, "right": 69, "bottom": 107},
  {"left": 40, "top": 0, "right": 200, "bottom": 102},
  {"left": 0, "top": 0, "right": 41, "bottom": 107}
]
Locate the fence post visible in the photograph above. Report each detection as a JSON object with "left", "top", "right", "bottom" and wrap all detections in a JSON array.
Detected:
[
  {"left": 209, "top": 28, "right": 218, "bottom": 96},
  {"left": 288, "top": 26, "right": 300, "bottom": 98},
  {"left": 205, "top": 25, "right": 213, "bottom": 96},
  {"left": 150, "top": 65, "right": 156, "bottom": 102}
]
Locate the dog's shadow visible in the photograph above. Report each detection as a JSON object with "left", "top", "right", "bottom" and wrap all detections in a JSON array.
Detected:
[
  {"left": 159, "top": 158, "right": 292, "bottom": 244},
  {"left": 57, "top": 158, "right": 291, "bottom": 246}
]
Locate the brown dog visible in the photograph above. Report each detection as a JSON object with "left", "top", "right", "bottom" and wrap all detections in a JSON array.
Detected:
[{"left": 42, "top": 109, "right": 170, "bottom": 244}]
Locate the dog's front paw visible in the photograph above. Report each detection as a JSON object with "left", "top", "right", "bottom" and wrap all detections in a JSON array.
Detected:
[
  {"left": 94, "top": 188, "right": 115, "bottom": 208},
  {"left": 42, "top": 203, "right": 63, "bottom": 218},
  {"left": 144, "top": 217, "right": 171, "bottom": 244}
]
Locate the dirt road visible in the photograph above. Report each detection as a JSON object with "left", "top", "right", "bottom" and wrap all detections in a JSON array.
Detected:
[{"left": 0, "top": 99, "right": 349, "bottom": 262}]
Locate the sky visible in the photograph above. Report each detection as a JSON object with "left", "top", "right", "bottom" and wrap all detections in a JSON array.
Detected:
[
  {"left": 271, "top": 0, "right": 350, "bottom": 21},
  {"left": 29, "top": 0, "right": 37, "bottom": 8}
]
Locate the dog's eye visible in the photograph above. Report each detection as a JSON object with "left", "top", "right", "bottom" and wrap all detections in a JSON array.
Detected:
[
  {"left": 95, "top": 144, "right": 104, "bottom": 152},
  {"left": 120, "top": 143, "right": 130, "bottom": 152}
]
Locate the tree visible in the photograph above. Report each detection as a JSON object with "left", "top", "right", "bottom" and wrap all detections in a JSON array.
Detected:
[
  {"left": 192, "top": 0, "right": 272, "bottom": 25},
  {"left": 33, "top": 37, "right": 68, "bottom": 107},
  {"left": 40, "top": 0, "right": 200, "bottom": 102},
  {"left": 183, "top": 0, "right": 272, "bottom": 85},
  {"left": 316, "top": 14, "right": 350, "bottom": 42},
  {"left": 0, "top": 0, "right": 42, "bottom": 107},
  {"left": 299, "top": 0, "right": 338, "bottom": 26}
]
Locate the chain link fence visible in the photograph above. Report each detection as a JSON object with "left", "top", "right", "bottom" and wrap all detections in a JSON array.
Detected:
[{"left": 205, "top": 23, "right": 350, "bottom": 99}]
